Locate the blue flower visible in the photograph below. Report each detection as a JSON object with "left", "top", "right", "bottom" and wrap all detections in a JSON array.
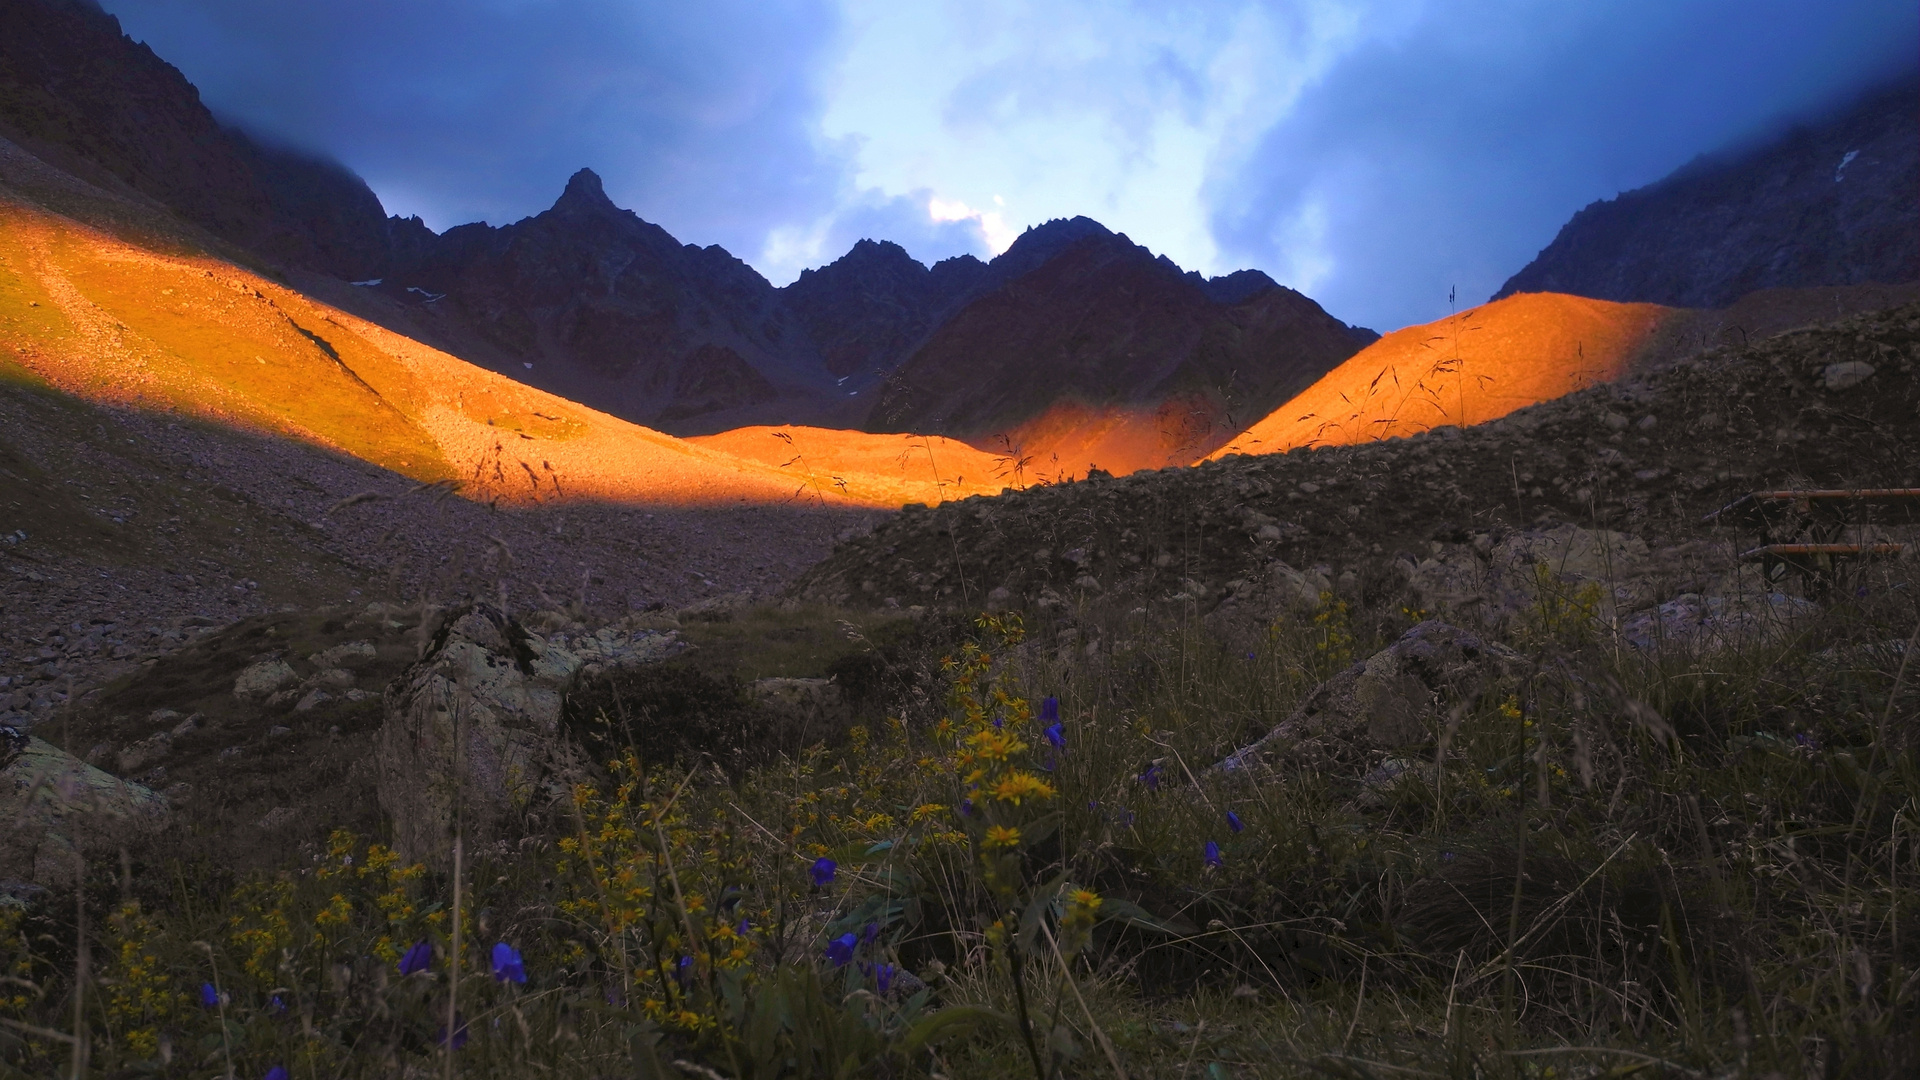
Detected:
[
  {"left": 490, "top": 942, "right": 526, "bottom": 984},
  {"left": 1139, "top": 763, "right": 1162, "bottom": 791},
  {"left": 199, "top": 982, "right": 219, "bottom": 1008},
  {"left": 960, "top": 798, "right": 974, "bottom": 817},
  {"left": 1226, "top": 811, "right": 1244, "bottom": 833},
  {"left": 871, "top": 962, "right": 897, "bottom": 994},
  {"left": 1039, "top": 696, "right": 1060, "bottom": 722},
  {"left": 399, "top": 940, "right": 433, "bottom": 975},
  {"left": 268, "top": 994, "right": 286, "bottom": 1013},
  {"left": 737, "top": 918, "right": 750, "bottom": 936},
  {"left": 1204, "top": 840, "right": 1223, "bottom": 868},
  {"left": 674, "top": 955, "right": 693, "bottom": 988},
  {"left": 264, "top": 1067, "right": 289, "bottom": 1080},
  {"left": 436, "top": 1014, "right": 468, "bottom": 1050},
  {"left": 825, "top": 932, "right": 858, "bottom": 967},
  {"left": 810, "top": 856, "right": 837, "bottom": 887},
  {"left": 1044, "top": 723, "right": 1065, "bottom": 749},
  {"left": 862, "top": 921, "right": 880, "bottom": 945}
]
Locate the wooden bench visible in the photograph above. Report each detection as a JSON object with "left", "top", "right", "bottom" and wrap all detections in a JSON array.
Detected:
[{"left": 1705, "top": 489, "right": 1919, "bottom": 598}]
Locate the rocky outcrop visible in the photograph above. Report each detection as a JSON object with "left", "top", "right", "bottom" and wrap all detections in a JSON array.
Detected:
[
  {"left": 1496, "top": 79, "right": 1919, "bottom": 308},
  {"left": 1, "top": 730, "right": 167, "bottom": 884},
  {"left": 1218, "top": 621, "right": 1532, "bottom": 775},
  {"left": 374, "top": 603, "right": 683, "bottom": 868},
  {"left": 0, "top": 0, "right": 396, "bottom": 279},
  {"left": 866, "top": 221, "right": 1372, "bottom": 460}
]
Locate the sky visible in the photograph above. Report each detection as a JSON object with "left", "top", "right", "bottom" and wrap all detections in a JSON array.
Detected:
[{"left": 99, "top": 0, "right": 1918, "bottom": 332}]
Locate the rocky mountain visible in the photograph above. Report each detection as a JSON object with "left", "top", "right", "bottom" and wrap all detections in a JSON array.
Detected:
[
  {"left": 867, "top": 220, "right": 1375, "bottom": 469},
  {"left": 1496, "top": 77, "right": 1919, "bottom": 308},
  {"left": 1, "top": 0, "right": 1370, "bottom": 447},
  {"left": 0, "top": 0, "right": 396, "bottom": 280}
]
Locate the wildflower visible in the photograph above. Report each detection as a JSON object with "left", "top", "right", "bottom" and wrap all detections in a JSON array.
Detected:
[
  {"left": 399, "top": 940, "right": 432, "bottom": 975},
  {"left": 265, "top": 1067, "right": 289, "bottom": 1080},
  {"left": 825, "top": 932, "right": 858, "bottom": 967},
  {"left": 1039, "top": 696, "right": 1060, "bottom": 722},
  {"left": 959, "top": 798, "right": 974, "bottom": 817},
  {"left": 809, "top": 857, "right": 837, "bottom": 888},
  {"left": 490, "top": 942, "right": 526, "bottom": 984},
  {"left": 269, "top": 994, "right": 286, "bottom": 1013},
  {"left": 988, "top": 770, "right": 1056, "bottom": 805},
  {"left": 436, "top": 1014, "right": 469, "bottom": 1050},
  {"left": 199, "top": 982, "right": 220, "bottom": 1008},
  {"left": 1204, "top": 841, "right": 1223, "bottom": 868},
  {"left": 737, "top": 918, "right": 750, "bottom": 936},
  {"left": 1139, "top": 763, "right": 1162, "bottom": 790},
  {"left": 870, "top": 962, "right": 897, "bottom": 994},
  {"left": 982, "top": 825, "right": 1021, "bottom": 850},
  {"left": 1065, "top": 888, "right": 1102, "bottom": 915},
  {"left": 674, "top": 955, "right": 693, "bottom": 989},
  {"left": 1226, "top": 811, "right": 1245, "bottom": 833},
  {"left": 1044, "top": 723, "right": 1065, "bottom": 749}
]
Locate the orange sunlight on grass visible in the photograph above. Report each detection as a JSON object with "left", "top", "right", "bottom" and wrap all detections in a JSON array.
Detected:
[
  {"left": 685, "top": 425, "right": 1011, "bottom": 504},
  {"left": 987, "top": 394, "right": 1235, "bottom": 480},
  {"left": 1210, "top": 292, "right": 1675, "bottom": 458},
  {"left": 0, "top": 200, "right": 966, "bottom": 510}
]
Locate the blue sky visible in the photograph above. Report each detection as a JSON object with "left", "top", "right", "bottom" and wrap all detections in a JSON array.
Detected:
[{"left": 101, "top": 0, "right": 1916, "bottom": 331}]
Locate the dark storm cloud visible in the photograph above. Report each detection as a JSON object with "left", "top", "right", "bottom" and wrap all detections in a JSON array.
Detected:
[
  {"left": 1211, "top": 0, "right": 1920, "bottom": 331},
  {"left": 98, "top": 0, "right": 845, "bottom": 266}
]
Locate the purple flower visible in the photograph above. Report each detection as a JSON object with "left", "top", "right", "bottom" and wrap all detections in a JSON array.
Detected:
[
  {"left": 490, "top": 942, "right": 526, "bottom": 984},
  {"left": 674, "top": 955, "right": 693, "bottom": 988},
  {"left": 862, "top": 921, "right": 880, "bottom": 945},
  {"left": 1139, "top": 763, "right": 1162, "bottom": 791},
  {"left": 960, "top": 798, "right": 974, "bottom": 817},
  {"left": 1442, "top": 851, "right": 1457, "bottom": 862},
  {"left": 1226, "top": 811, "right": 1244, "bottom": 833},
  {"left": 268, "top": 994, "right": 286, "bottom": 1013},
  {"left": 810, "top": 857, "right": 837, "bottom": 888},
  {"left": 199, "top": 982, "right": 219, "bottom": 1008},
  {"left": 1245, "top": 652, "right": 1256, "bottom": 662},
  {"left": 871, "top": 962, "right": 897, "bottom": 994},
  {"left": 399, "top": 940, "right": 433, "bottom": 975},
  {"left": 264, "top": 1067, "right": 289, "bottom": 1080},
  {"left": 1204, "top": 840, "right": 1222, "bottom": 868},
  {"left": 737, "top": 918, "right": 750, "bottom": 936},
  {"left": 436, "top": 1014, "right": 468, "bottom": 1050},
  {"left": 1044, "top": 723, "right": 1065, "bottom": 749},
  {"left": 1039, "top": 696, "right": 1060, "bottom": 722},
  {"left": 825, "top": 932, "right": 858, "bottom": 967}
]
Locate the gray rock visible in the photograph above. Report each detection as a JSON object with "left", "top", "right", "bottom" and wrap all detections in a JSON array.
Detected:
[
  {"left": 1823, "top": 361, "right": 1875, "bottom": 391},
  {"left": 1, "top": 736, "right": 167, "bottom": 883},
  {"left": 233, "top": 659, "right": 297, "bottom": 701},
  {"left": 311, "top": 641, "right": 378, "bottom": 669},
  {"left": 1619, "top": 591, "right": 1819, "bottom": 654},
  {"left": 375, "top": 604, "right": 682, "bottom": 869},
  {"left": 1219, "top": 621, "right": 1531, "bottom": 775}
]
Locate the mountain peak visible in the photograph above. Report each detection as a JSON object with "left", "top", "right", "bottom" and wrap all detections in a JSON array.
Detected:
[{"left": 553, "top": 168, "right": 617, "bottom": 214}]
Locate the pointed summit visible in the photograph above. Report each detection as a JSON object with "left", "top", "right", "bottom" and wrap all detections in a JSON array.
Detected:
[{"left": 552, "top": 168, "right": 617, "bottom": 214}]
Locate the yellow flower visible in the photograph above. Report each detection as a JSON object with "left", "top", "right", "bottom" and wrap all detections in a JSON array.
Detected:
[
  {"left": 988, "top": 771, "right": 1055, "bottom": 805},
  {"left": 1066, "top": 888, "right": 1102, "bottom": 914},
  {"left": 982, "top": 825, "right": 1022, "bottom": 850}
]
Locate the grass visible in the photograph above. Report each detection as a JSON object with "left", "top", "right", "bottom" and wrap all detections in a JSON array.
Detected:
[{"left": 4, "top": 557, "right": 1916, "bottom": 1078}]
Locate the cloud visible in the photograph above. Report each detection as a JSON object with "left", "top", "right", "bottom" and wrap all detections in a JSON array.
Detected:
[
  {"left": 1208, "top": 0, "right": 1920, "bottom": 330},
  {"left": 811, "top": 0, "right": 1374, "bottom": 280},
  {"left": 99, "top": 0, "right": 846, "bottom": 255},
  {"left": 99, "top": 0, "right": 1918, "bottom": 324}
]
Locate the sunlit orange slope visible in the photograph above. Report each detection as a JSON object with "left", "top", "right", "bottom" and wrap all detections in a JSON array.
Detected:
[
  {"left": 984, "top": 394, "right": 1234, "bottom": 481},
  {"left": 686, "top": 427, "right": 1009, "bottom": 503},
  {"left": 0, "top": 195, "right": 971, "bottom": 509},
  {"left": 1210, "top": 293, "right": 1675, "bottom": 458}
]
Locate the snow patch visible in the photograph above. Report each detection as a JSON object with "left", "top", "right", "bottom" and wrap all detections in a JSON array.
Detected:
[{"left": 1835, "top": 150, "right": 1859, "bottom": 182}]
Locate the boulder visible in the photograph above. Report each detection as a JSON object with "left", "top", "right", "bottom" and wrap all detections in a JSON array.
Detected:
[
  {"left": 748, "top": 677, "right": 849, "bottom": 740},
  {"left": 312, "top": 641, "right": 377, "bottom": 669},
  {"left": 1618, "top": 591, "right": 1819, "bottom": 654},
  {"left": 233, "top": 659, "right": 297, "bottom": 701},
  {"left": 1218, "top": 621, "right": 1531, "bottom": 775},
  {"left": 1406, "top": 523, "right": 1663, "bottom": 630},
  {"left": 1, "top": 731, "right": 167, "bottom": 884},
  {"left": 374, "top": 603, "right": 682, "bottom": 868}
]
